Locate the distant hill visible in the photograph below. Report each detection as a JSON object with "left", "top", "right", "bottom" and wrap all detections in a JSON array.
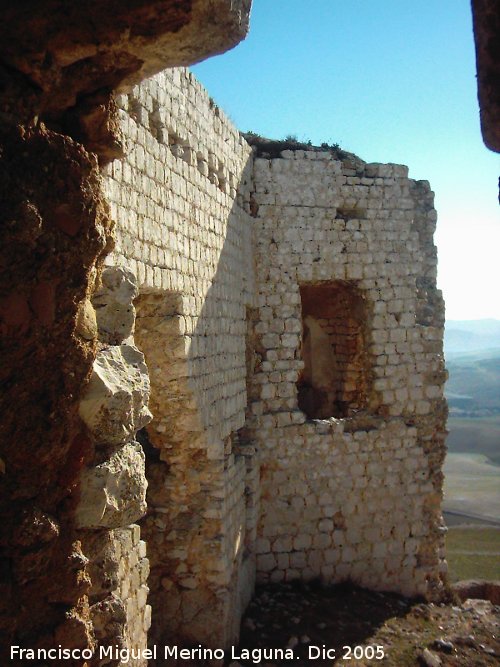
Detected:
[
  {"left": 446, "top": 354, "right": 500, "bottom": 415},
  {"left": 445, "top": 320, "right": 500, "bottom": 417},
  {"left": 445, "top": 319, "right": 500, "bottom": 357},
  {"left": 447, "top": 416, "right": 500, "bottom": 464},
  {"left": 444, "top": 321, "right": 500, "bottom": 529}
]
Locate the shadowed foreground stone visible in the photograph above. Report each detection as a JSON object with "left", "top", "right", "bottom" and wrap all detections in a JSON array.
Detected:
[
  {"left": 93, "top": 267, "right": 139, "bottom": 344},
  {"left": 471, "top": 0, "right": 500, "bottom": 152},
  {"left": 0, "top": 0, "right": 251, "bottom": 116}
]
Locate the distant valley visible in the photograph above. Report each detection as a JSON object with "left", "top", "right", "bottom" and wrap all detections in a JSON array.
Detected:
[
  {"left": 443, "top": 319, "right": 500, "bottom": 536},
  {"left": 445, "top": 319, "right": 500, "bottom": 417}
]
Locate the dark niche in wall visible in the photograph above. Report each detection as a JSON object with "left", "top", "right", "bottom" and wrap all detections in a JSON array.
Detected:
[{"left": 297, "top": 281, "right": 370, "bottom": 419}]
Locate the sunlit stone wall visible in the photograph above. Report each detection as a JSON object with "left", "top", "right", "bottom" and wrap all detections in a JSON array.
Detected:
[{"left": 247, "top": 148, "right": 448, "bottom": 598}]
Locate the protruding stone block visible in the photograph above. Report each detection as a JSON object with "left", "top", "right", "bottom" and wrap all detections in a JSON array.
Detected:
[
  {"left": 93, "top": 267, "right": 138, "bottom": 344},
  {"left": 79, "top": 344, "right": 152, "bottom": 445},
  {"left": 75, "top": 442, "right": 147, "bottom": 529}
]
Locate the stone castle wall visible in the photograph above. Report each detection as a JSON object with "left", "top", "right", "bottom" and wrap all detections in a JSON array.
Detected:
[
  {"left": 101, "top": 68, "right": 258, "bottom": 650},
  {"left": 246, "top": 150, "right": 447, "bottom": 596},
  {"left": 86, "top": 67, "right": 447, "bottom": 654}
]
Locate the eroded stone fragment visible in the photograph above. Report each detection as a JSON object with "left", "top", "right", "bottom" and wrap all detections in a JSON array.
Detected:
[
  {"left": 75, "top": 298, "right": 98, "bottom": 340},
  {"left": 75, "top": 441, "right": 147, "bottom": 529},
  {"left": 79, "top": 344, "right": 151, "bottom": 444},
  {"left": 90, "top": 593, "right": 127, "bottom": 649},
  {"left": 93, "top": 267, "right": 138, "bottom": 344}
]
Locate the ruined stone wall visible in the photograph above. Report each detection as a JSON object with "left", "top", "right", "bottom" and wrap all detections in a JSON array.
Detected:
[
  {"left": 1, "top": 17, "right": 449, "bottom": 653},
  {"left": 247, "top": 149, "right": 448, "bottom": 598},
  {"left": 0, "top": 2, "right": 252, "bottom": 661},
  {"left": 75, "top": 266, "right": 152, "bottom": 666},
  {"left": 101, "top": 68, "right": 257, "bottom": 649},
  {"left": 95, "top": 72, "right": 448, "bottom": 652},
  {"left": 81, "top": 525, "right": 150, "bottom": 667}
]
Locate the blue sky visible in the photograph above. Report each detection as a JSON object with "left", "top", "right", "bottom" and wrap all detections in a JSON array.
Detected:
[{"left": 193, "top": 0, "right": 499, "bottom": 320}]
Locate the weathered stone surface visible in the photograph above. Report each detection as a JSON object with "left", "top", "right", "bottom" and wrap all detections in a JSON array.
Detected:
[
  {"left": 64, "top": 91, "right": 127, "bottom": 165},
  {"left": 75, "top": 442, "right": 147, "bottom": 529},
  {"left": 100, "top": 67, "right": 447, "bottom": 652},
  {"left": 1, "top": 9, "right": 454, "bottom": 656},
  {"left": 420, "top": 648, "right": 442, "bottom": 667},
  {"left": 462, "top": 598, "right": 495, "bottom": 615},
  {"left": 90, "top": 594, "right": 128, "bottom": 664},
  {"left": 80, "top": 531, "right": 122, "bottom": 602},
  {"left": 0, "top": 0, "right": 252, "bottom": 659},
  {"left": 248, "top": 144, "right": 447, "bottom": 601},
  {"left": 106, "top": 71, "right": 257, "bottom": 651},
  {"left": 53, "top": 609, "right": 95, "bottom": 653},
  {"left": 0, "top": 121, "right": 113, "bottom": 657},
  {"left": 76, "top": 298, "right": 98, "bottom": 341},
  {"left": 12, "top": 508, "right": 60, "bottom": 548},
  {"left": 471, "top": 0, "right": 500, "bottom": 152},
  {"left": 93, "top": 267, "right": 138, "bottom": 344},
  {"left": 80, "top": 525, "right": 150, "bottom": 659},
  {"left": 79, "top": 344, "right": 152, "bottom": 444},
  {"left": 0, "top": 0, "right": 252, "bottom": 116}
]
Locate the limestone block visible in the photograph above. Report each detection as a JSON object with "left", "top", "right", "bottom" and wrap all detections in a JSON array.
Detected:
[
  {"left": 79, "top": 344, "right": 152, "bottom": 445},
  {"left": 75, "top": 442, "right": 147, "bottom": 529},
  {"left": 93, "top": 267, "right": 138, "bottom": 344},
  {"left": 294, "top": 534, "right": 312, "bottom": 550},
  {"left": 290, "top": 552, "right": 306, "bottom": 569},
  {"left": 272, "top": 536, "right": 292, "bottom": 552},
  {"left": 277, "top": 553, "right": 290, "bottom": 569}
]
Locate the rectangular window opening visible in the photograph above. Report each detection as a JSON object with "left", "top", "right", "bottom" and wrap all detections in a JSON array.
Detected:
[{"left": 297, "top": 281, "right": 370, "bottom": 419}]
